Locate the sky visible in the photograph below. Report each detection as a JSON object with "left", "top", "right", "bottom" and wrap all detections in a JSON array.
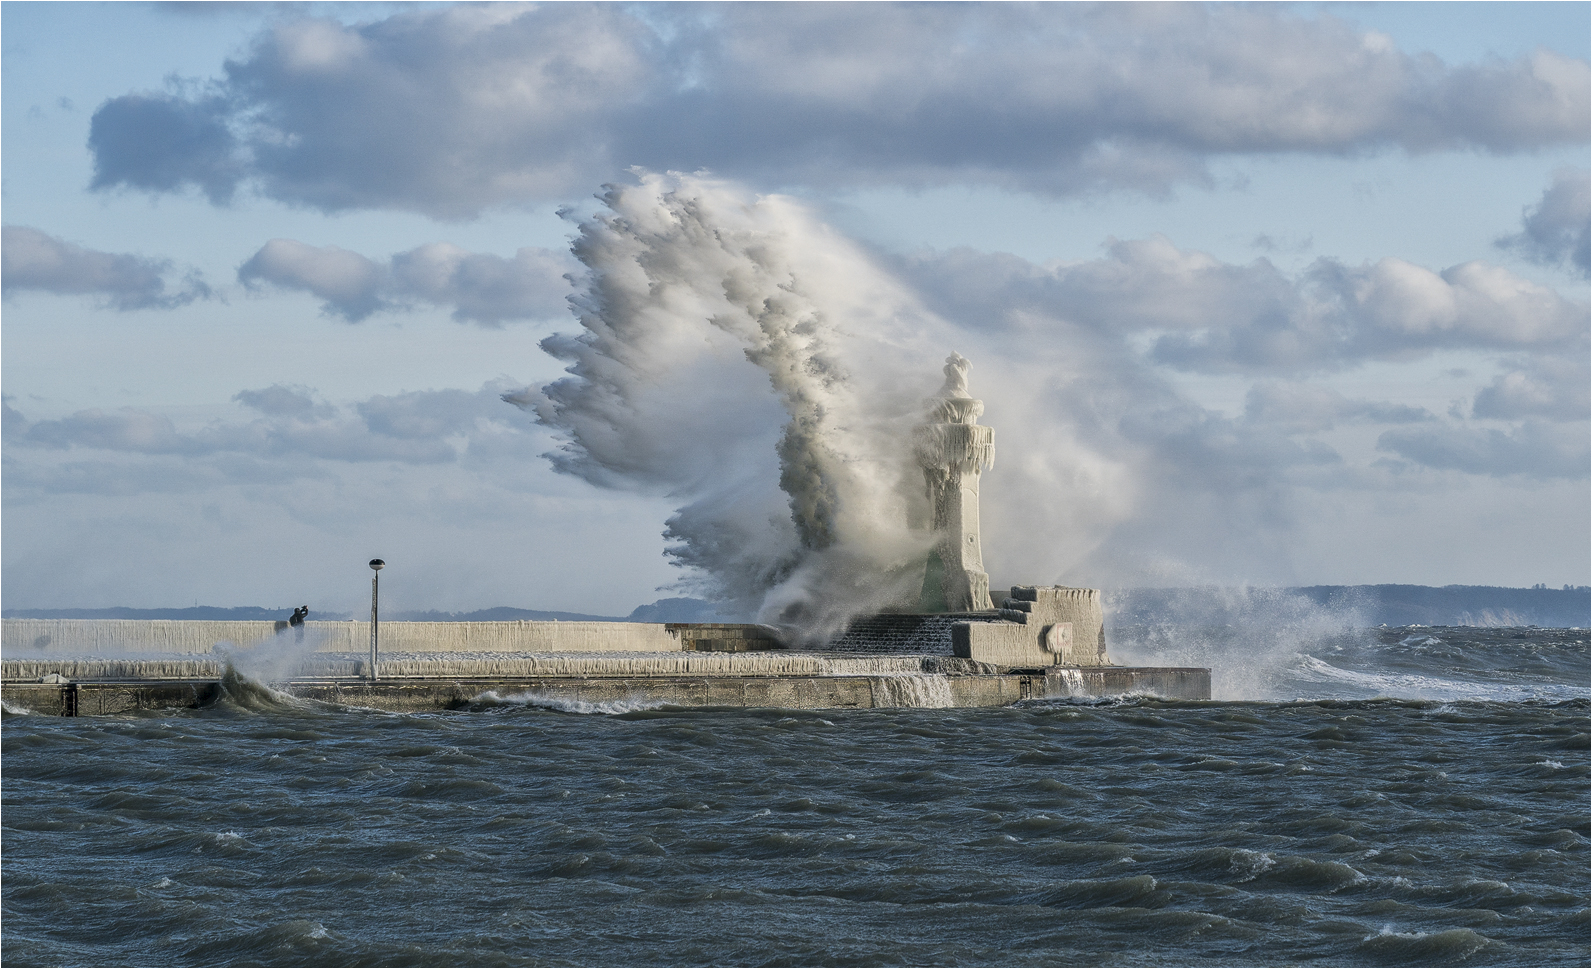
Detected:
[{"left": 2, "top": 1, "right": 1588, "bottom": 619}]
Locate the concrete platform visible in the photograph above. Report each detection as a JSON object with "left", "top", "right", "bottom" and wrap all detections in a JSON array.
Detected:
[
  {"left": 1, "top": 615, "right": 1211, "bottom": 715},
  {"left": 1, "top": 658, "right": 1210, "bottom": 715}
]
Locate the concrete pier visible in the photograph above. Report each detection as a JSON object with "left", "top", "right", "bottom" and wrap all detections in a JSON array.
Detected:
[
  {"left": 1, "top": 617, "right": 1211, "bottom": 715},
  {"left": 2, "top": 663, "right": 1210, "bottom": 716}
]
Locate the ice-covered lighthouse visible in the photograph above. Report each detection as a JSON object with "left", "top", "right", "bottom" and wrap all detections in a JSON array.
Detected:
[{"left": 915, "top": 353, "right": 996, "bottom": 613}]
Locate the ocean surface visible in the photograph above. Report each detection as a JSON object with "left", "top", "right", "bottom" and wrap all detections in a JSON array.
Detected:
[{"left": 3, "top": 626, "right": 1587, "bottom": 967}]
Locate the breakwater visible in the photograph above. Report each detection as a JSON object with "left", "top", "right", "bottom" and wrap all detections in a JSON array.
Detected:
[
  {"left": 4, "top": 662, "right": 1210, "bottom": 715},
  {"left": 1, "top": 615, "right": 1212, "bottom": 714}
]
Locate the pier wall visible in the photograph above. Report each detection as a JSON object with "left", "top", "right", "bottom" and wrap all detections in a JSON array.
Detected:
[
  {"left": 1, "top": 652, "right": 996, "bottom": 683},
  {"left": 0, "top": 616, "right": 1213, "bottom": 714},
  {"left": 1, "top": 664, "right": 1210, "bottom": 716},
  {"left": 2, "top": 619, "right": 681, "bottom": 655}
]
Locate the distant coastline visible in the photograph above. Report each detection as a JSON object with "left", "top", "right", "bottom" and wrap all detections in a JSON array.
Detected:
[
  {"left": 1105, "top": 584, "right": 1590, "bottom": 628},
  {"left": 5, "top": 586, "right": 1587, "bottom": 628}
]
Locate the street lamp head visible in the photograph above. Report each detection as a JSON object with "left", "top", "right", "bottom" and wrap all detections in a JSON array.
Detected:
[{"left": 369, "top": 559, "right": 385, "bottom": 571}]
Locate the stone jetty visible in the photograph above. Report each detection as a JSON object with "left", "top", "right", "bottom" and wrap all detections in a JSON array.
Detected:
[{"left": 1, "top": 593, "right": 1210, "bottom": 716}]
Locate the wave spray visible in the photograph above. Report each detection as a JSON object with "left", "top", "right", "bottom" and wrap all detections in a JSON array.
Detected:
[{"left": 512, "top": 172, "right": 954, "bottom": 640}]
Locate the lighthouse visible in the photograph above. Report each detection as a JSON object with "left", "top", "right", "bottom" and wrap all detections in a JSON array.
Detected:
[{"left": 914, "top": 353, "right": 995, "bottom": 613}]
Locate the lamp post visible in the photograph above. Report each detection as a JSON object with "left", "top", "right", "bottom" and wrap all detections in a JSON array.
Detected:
[{"left": 369, "top": 559, "right": 385, "bottom": 681}]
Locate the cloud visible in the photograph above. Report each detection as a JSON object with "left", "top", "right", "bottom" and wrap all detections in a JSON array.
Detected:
[
  {"left": 238, "top": 238, "right": 572, "bottom": 323},
  {"left": 1, "top": 451, "right": 320, "bottom": 498},
  {"left": 9, "top": 383, "right": 529, "bottom": 470},
  {"left": 1377, "top": 420, "right": 1589, "bottom": 479},
  {"left": 2, "top": 398, "right": 29, "bottom": 443},
  {"left": 23, "top": 408, "right": 200, "bottom": 455},
  {"left": 389, "top": 243, "right": 571, "bottom": 325},
  {"left": 85, "top": 5, "right": 1589, "bottom": 217},
  {"left": 1497, "top": 169, "right": 1591, "bottom": 278},
  {"left": 900, "top": 239, "right": 1588, "bottom": 374},
  {"left": 237, "top": 239, "right": 386, "bottom": 320},
  {"left": 234, "top": 384, "right": 336, "bottom": 420},
  {"left": 356, "top": 388, "right": 487, "bottom": 439},
  {"left": 1244, "top": 382, "right": 1434, "bottom": 434},
  {"left": 2, "top": 226, "right": 211, "bottom": 310},
  {"left": 1120, "top": 398, "right": 1344, "bottom": 479},
  {"left": 1472, "top": 357, "right": 1590, "bottom": 422},
  {"left": 87, "top": 93, "right": 240, "bottom": 205},
  {"left": 1155, "top": 257, "right": 1588, "bottom": 372},
  {"left": 1, "top": 376, "right": 693, "bottom": 616}
]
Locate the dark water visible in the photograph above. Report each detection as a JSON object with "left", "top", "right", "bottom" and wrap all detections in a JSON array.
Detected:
[{"left": 4, "top": 627, "right": 1588, "bottom": 967}]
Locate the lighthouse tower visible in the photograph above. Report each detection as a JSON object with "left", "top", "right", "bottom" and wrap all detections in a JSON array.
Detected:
[{"left": 915, "top": 353, "right": 995, "bottom": 613}]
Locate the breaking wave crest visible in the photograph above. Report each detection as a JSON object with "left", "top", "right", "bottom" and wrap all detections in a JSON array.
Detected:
[
  {"left": 1112, "top": 597, "right": 1587, "bottom": 702},
  {"left": 215, "top": 666, "right": 326, "bottom": 715},
  {"left": 510, "top": 172, "right": 956, "bottom": 642},
  {"left": 470, "top": 690, "right": 670, "bottom": 715}
]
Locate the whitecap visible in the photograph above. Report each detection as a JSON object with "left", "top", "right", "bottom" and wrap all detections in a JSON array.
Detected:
[
  {"left": 1228, "top": 849, "right": 1276, "bottom": 882},
  {"left": 1370, "top": 925, "right": 1427, "bottom": 941},
  {"left": 1294, "top": 654, "right": 1583, "bottom": 702},
  {"left": 473, "top": 690, "right": 667, "bottom": 715}
]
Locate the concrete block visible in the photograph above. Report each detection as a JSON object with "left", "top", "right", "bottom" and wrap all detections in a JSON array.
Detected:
[
  {"left": 945, "top": 674, "right": 1028, "bottom": 707},
  {"left": 2, "top": 684, "right": 70, "bottom": 716},
  {"left": 1, "top": 681, "right": 222, "bottom": 716},
  {"left": 1045, "top": 666, "right": 1210, "bottom": 700},
  {"left": 952, "top": 621, "right": 1052, "bottom": 667},
  {"left": 954, "top": 586, "right": 1110, "bottom": 667},
  {"left": 1004, "top": 587, "right": 1108, "bottom": 665}
]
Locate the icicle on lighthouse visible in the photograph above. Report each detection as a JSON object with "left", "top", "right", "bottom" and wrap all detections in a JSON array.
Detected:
[{"left": 915, "top": 353, "right": 995, "bottom": 612}]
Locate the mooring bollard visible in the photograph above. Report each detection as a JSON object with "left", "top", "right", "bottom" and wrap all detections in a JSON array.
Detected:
[{"left": 369, "top": 559, "right": 385, "bottom": 681}]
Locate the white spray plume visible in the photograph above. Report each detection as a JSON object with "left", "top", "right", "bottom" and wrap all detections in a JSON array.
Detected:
[
  {"left": 1105, "top": 586, "right": 1369, "bottom": 700},
  {"left": 514, "top": 172, "right": 956, "bottom": 639}
]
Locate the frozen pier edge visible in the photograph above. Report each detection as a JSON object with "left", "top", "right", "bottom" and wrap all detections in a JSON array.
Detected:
[{"left": 2, "top": 600, "right": 1210, "bottom": 716}]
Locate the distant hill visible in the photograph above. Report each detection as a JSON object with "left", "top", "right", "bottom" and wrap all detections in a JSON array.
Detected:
[
  {"left": 624, "top": 597, "right": 732, "bottom": 622},
  {"left": 6, "top": 586, "right": 1585, "bottom": 627},
  {"left": 386, "top": 607, "right": 626, "bottom": 622},
  {"left": 0, "top": 605, "right": 625, "bottom": 622},
  {"left": 1108, "top": 585, "right": 1590, "bottom": 628},
  {"left": 0, "top": 606, "right": 355, "bottom": 622},
  {"left": 1295, "top": 584, "right": 1589, "bottom": 627}
]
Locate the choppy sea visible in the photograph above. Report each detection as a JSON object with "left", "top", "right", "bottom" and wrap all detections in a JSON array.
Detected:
[{"left": 3, "top": 626, "right": 1587, "bottom": 967}]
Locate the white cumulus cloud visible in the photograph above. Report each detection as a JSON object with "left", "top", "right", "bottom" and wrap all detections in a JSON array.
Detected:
[
  {"left": 238, "top": 238, "right": 573, "bottom": 324},
  {"left": 2, "top": 226, "right": 211, "bottom": 310},
  {"left": 84, "top": 5, "right": 1589, "bottom": 217},
  {"left": 897, "top": 241, "right": 1588, "bottom": 373},
  {"left": 1497, "top": 168, "right": 1591, "bottom": 278}
]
